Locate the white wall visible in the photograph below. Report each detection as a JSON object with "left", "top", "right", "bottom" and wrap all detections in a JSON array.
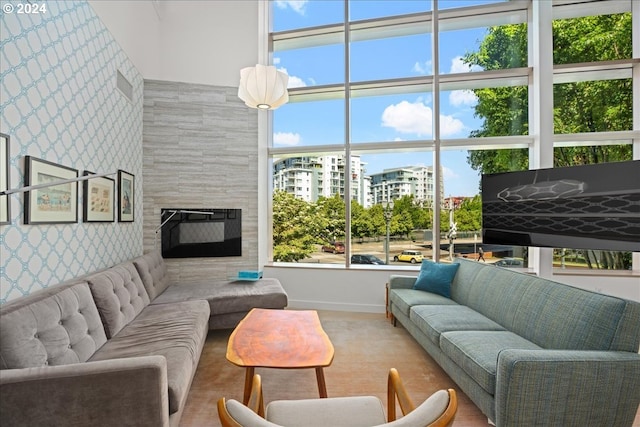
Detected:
[
  {"left": 88, "top": 1, "right": 161, "bottom": 79},
  {"left": 266, "top": 265, "right": 640, "bottom": 313},
  {"left": 90, "top": 0, "right": 258, "bottom": 87}
]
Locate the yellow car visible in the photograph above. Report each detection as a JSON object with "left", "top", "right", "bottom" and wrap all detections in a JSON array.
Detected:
[{"left": 394, "top": 250, "right": 423, "bottom": 264}]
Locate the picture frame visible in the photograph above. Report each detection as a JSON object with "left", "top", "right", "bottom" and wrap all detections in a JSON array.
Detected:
[
  {"left": 0, "top": 133, "right": 9, "bottom": 225},
  {"left": 83, "top": 171, "right": 115, "bottom": 222},
  {"left": 117, "top": 169, "right": 134, "bottom": 222},
  {"left": 25, "top": 156, "right": 78, "bottom": 224}
]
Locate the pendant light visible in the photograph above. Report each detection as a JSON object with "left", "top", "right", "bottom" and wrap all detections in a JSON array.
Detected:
[{"left": 238, "top": 64, "right": 289, "bottom": 110}]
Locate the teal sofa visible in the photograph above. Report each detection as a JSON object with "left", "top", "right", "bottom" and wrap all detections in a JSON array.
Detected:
[{"left": 387, "top": 257, "right": 640, "bottom": 427}]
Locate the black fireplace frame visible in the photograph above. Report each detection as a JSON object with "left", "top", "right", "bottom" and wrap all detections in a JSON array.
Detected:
[{"left": 160, "top": 208, "right": 242, "bottom": 258}]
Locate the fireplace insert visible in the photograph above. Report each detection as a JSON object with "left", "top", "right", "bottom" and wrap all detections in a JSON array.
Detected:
[{"left": 160, "top": 208, "right": 241, "bottom": 258}]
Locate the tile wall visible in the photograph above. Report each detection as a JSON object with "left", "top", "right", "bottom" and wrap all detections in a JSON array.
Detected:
[{"left": 143, "top": 79, "right": 260, "bottom": 283}]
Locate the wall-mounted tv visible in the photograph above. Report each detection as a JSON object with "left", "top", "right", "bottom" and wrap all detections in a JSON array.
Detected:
[{"left": 481, "top": 160, "right": 640, "bottom": 252}]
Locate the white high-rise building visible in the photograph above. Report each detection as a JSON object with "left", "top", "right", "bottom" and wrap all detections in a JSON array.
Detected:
[
  {"left": 274, "top": 157, "right": 440, "bottom": 207},
  {"left": 369, "top": 166, "right": 442, "bottom": 207},
  {"left": 273, "top": 155, "right": 370, "bottom": 206}
]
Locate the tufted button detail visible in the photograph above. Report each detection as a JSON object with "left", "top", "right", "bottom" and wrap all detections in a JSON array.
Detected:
[
  {"left": 68, "top": 344, "right": 72, "bottom": 349},
  {"left": 59, "top": 320, "right": 63, "bottom": 325},
  {"left": 34, "top": 333, "right": 39, "bottom": 339},
  {"left": 44, "top": 360, "right": 49, "bottom": 365}
]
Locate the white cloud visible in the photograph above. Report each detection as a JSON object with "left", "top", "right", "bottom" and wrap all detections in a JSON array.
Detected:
[
  {"left": 278, "top": 67, "right": 307, "bottom": 88},
  {"left": 412, "top": 61, "right": 432, "bottom": 75},
  {"left": 442, "top": 165, "right": 459, "bottom": 179},
  {"left": 382, "top": 100, "right": 432, "bottom": 136},
  {"left": 381, "top": 100, "right": 465, "bottom": 138},
  {"left": 440, "top": 114, "right": 465, "bottom": 137},
  {"left": 450, "top": 56, "right": 483, "bottom": 74},
  {"left": 275, "top": 0, "right": 307, "bottom": 14},
  {"left": 287, "top": 75, "right": 307, "bottom": 88},
  {"left": 449, "top": 89, "right": 478, "bottom": 107},
  {"left": 274, "top": 132, "right": 301, "bottom": 146},
  {"left": 273, "top": 57, "right": 281, "bottom": 65}
]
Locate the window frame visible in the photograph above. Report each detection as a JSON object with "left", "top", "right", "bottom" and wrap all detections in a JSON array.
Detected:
[{"left": 265, "top": 0, "right": 640, "bottom": 273}]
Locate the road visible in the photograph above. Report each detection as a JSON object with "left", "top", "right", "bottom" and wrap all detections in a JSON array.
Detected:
[{"left": 307, "top": 238, "right": 498, "bottom": 265}]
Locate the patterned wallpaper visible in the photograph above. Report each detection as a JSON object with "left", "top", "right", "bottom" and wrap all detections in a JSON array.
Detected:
[{"left": 0, "top": 0, "right": 143, "bottom": 303}]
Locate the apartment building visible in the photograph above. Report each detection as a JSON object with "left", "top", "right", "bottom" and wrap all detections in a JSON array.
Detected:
[
  {"left": 370, "top": 166, "right": 443, "bottom": 207},
  {"left": 273, "top": 155, "right": 371, "bottom": 206}
]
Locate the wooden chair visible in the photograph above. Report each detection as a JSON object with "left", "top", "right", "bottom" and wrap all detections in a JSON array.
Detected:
[{"left": 218, "top": 368, "right": 457, "bottom": 427}]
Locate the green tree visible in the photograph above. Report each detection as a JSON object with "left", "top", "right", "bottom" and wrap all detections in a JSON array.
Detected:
[
  {"left": 351, "top": 200, "right": 374, "bottom": 241},
  {"left": 414, "top": 207, "right": 432, "bottom": 230},
  {"left": 464, "top": 13, "right": 633, "bottom": 269},
  {"left": 368, "top": 204, "right": 388, "bottom": 241},
  {"left": 466, "top": 13, "right": 632, "bottom": 171},
  {"left": 390, "top": 211, "right": 414, "bottom": 238},
  {"left": 393, "top": 194, "right": 429, "bottom": 231},
  {"left": 272, "top": 191, "right": 318, "bottom": 262},
  {"left": 455, "top": 196, "right": 482, "bottom": 232},
  {"left": 316, "top": 194, "right": 346, "bottom": 243}
]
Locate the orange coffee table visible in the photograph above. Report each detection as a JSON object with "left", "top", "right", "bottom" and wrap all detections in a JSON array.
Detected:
[{"left": 226, "top": 308, "right": 335, "bottom": 404}]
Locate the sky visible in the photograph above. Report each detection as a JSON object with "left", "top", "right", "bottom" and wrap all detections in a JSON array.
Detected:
[{"left": 272, "top": 0, "right": 503, "bottom": 197}]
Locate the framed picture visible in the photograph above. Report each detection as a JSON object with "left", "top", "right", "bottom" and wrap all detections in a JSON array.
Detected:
[
  {"left": 0, "top": 133, "right": 9, "bottom": 225},
  {"left": 25, "top": 156, "right": 78, "bottom": 224},
  {"left": 117, "top": 169, "right": 134, "bottom": 222},
  {"left": 83, "top": 171, "right": 115, "bottom": 222}
]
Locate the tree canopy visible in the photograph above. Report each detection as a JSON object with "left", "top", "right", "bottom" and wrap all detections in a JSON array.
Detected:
[
  {"left": 465, "top": 13, "right": 632, "bottom": 174},
  {"left": 464, "top": 12, "right": 633, "bottom": 269}
]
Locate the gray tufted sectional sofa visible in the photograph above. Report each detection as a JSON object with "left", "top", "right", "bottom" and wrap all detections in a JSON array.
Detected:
[
  {"left": 0, "top": 250, "right": 288, "bottom": 427},
  {"left": 387, "top": 257, "right": 640, "bottom": 427}
]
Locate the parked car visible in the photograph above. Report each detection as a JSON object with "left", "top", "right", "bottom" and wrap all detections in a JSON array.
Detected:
[
  {"left": 351, "top": 254, "right": 385, "bottom": 265},
  {"left": 492, "top": 258, "right": 524, "bottom": 268},
  {"left": 322, "top": 241, "right": 345, "bottom": 254},
  {"left": 393, "top": 250, "right": 423, "bottom": 264}
]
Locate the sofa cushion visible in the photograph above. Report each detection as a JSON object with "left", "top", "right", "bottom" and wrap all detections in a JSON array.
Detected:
[
  {"left": 151, "top": 278, "right": 288, "bottom": 316},
  {"left": 266, "top": 396, "right": 386, "bottom": 427},
  {"left": 451, "top": 258, "right": 634, "bottom": 352},
  {"left": 90, "top": 299, "right": 210, "bottom": 415},
  {"left": 510, "top": 284, "right": 630, "bottom": 351},
  {"left": 132, "top": 251, "right": 171, "bottom": 300},
  {"left": 0, "top": 282, "right": 107, "bottom": 369},
  {"left": 440, "top": 330, "right": 541, "bottom": 395},
  {"left": 389, "top": 289, "right": 458, "bottom": 318},
  {"left": 410, "top": 305, "right": 506, "bottom": 346},
  {"left": 413, "top": 260, "right": 460, "bottom": 298},
  {"left": 85, "top": 262, "right": 151, "bottom": 339}
]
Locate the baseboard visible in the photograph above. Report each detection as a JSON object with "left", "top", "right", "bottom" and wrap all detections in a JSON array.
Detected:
[{"left": 286, "top": 299, "right": 385, "bottom": 314}]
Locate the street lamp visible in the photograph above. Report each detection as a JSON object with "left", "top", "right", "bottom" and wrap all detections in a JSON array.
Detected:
[
  {"left": 447, "top": 202, "right": 457, "bottom": 261},
  {"left": 382, "top": 181, "right": 393, "bottom": 265},
  {"left": 384, "top": 202, "right": 393, "bottom": 265}
]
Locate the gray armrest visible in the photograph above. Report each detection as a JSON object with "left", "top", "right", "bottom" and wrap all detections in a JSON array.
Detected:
[
  {"left": 0, "top": 355, "right": 170, "bottom": 427},
  {"left": 496, "top": 349, "right": 640, "bottom": 427},
  {"left": 388, "top": 275, "right": 417, "bottom": 290}
]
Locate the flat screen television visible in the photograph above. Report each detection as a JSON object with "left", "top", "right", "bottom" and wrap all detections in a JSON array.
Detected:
[{"left": 481, "top": 160, "right": 640, "bottom": 252}]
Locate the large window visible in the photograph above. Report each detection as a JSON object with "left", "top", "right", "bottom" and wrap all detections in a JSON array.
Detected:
[{"left": 269, "top": 0, "right": 638, "bottom": 271}]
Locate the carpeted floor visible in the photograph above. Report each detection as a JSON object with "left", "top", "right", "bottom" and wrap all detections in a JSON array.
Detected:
[
  {"left": 180, "top": 310, "right": 489, "bottom": 426},
  {"left": 180, "top": 310, "right": 640, "bottom": 427}
]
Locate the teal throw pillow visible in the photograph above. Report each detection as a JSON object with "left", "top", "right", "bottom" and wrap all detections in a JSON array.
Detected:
[{"left": 413, "top": 260, "right": 460, "bottom": 298}]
